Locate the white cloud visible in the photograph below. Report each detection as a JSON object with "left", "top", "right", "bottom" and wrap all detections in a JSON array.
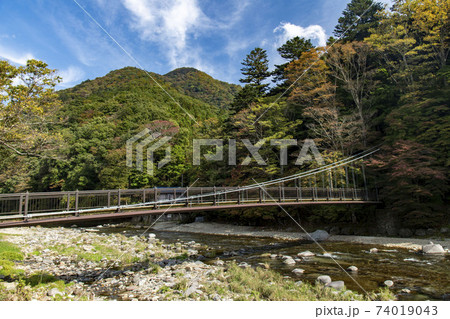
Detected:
[
  {"left": 58, "top": 66, "right": 85, "bottom": 86},
  {"left": 122, "top": 0, "right": 210, "bottom": 67},
  {"left": 0, "top": 45, "right": 35, "bottom": 65},
  {"left": 274, "top": 22, "right": 327, "bottom": 47}
]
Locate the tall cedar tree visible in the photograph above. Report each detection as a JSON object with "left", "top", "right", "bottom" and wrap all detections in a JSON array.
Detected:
[
  {"left": 334, "top": 0, "right": 384, "bottom": 42},
  {"left": 239, "top": 47, "right": 270, "bottom": 94},
  {"left": 272, "top": 37, "right": 314, "bottom": 89}
]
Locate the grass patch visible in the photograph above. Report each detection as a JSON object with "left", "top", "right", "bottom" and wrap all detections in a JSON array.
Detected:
[
  {"left": 23, "top": 272, "right": 58, "bottom": 287},
  {"left": 48, "top": 243, "right": 140, "bottom": 264},
  {"left": 0, "top": 238, "right": 24, "bottom": 277},
  {"left": 206, "top": 262, "right": 395, "bottom": 301}
]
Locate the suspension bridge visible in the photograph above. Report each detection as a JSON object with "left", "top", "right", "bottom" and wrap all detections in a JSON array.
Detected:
[{"left": 0, "top": 148, "right": 381, "bottom": 228}]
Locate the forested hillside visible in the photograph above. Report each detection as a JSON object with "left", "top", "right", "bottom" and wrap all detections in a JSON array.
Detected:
[
  {"left": 0, "top": 0, "right": 448, "bottom": 231},
  {"left": 164, "top": 67, "right": 241, "bottom": 109}
]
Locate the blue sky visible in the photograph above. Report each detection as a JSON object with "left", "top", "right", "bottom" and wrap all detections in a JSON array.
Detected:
[{"left": 0, "top": 0, "right": 389, "bottom": 88}]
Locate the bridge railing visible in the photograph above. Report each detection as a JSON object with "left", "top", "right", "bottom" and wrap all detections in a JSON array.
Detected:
[{"left": 0, "top": 186, "right": 377, "bottom": 222}]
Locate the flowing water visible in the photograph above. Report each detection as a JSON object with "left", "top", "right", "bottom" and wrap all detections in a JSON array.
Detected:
[{"left": 100, "top": 226, "right": 449, "bottom": 301}]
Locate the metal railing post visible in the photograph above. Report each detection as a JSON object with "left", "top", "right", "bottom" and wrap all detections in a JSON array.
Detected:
[
  {"left": 75, "top": 190, "right": 79, "bottom": 213},
  {"left": 153, "top": 187, "right": 157, "bottom": 208},
  {"left": 361, "top": 164, "right": 369, "bottom": 201},
  {"left": 278, "top": 185, "right": 282, "bottom": 202},
  {"left": 213, "top": 186, "right": 217, "bottom": 205},
  {"left": 66, "top": 193, "right": 70, "bottom": 211},
  {"left": 237, "top": 187, "right": 241, "bottom": 204},
  {"left": 19, "top": 193, "right": 23, "bottom": 215},
  {"left": 24, "top": 191, "right": 29, "bottom": 221}
]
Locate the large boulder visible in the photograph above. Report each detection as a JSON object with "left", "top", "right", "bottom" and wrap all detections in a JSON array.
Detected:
[
  {"left": 307, "top": 230, "right": 330, "bottom": 242},
  {"left": 422, "top": 243, "right": 445, "bottom": 254},
  {"left": 316, "top": 275, "right": 332, "bottom": 285},
  {"left": 326, "top": 281, "right": 345, "bottom": 290}
]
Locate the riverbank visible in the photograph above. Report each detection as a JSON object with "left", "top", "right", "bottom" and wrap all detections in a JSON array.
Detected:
[
  {"left": 0, "top": 226, "right": 394, "bottom": 301},
  {"left": 152, "top": 221, "right": 450, "bottom": 251}
]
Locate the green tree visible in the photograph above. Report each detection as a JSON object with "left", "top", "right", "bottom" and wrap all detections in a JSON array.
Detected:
[
  {"left": 0, "top": 59, "right": 61, "bottom": 156},
  {"left": 239, "top": 48, "right": 270, "bottom": 94},
  {"left": 272, "top": 37, "right": 314, "bottom": 90},
  {"left": 0, "top": 59, "right": 62, "bottom": 192},
  {"left": 229, "top": 85, "right": 260, "bottom": 114},
  {"left": 334, "top": 0, "right": 384, "bottom": 42}
]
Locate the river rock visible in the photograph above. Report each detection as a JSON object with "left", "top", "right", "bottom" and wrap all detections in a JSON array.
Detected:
[
  {"left": 307, "top": 230, "right": 330, "bottom": 242},
  {"left": 384, "top": 280, "right": 394, "bottom": 287},
  {"left": 270, "top": 254, "right": 277, "bottom": 259},
  {"left": 347, "top": 266, "right": 358, "bottom": 272},
  {"left": 316, "top": 275, "right": 332, "bottom": 285},
  {"left": 187, "top": 249, "right": 198, "bottom": 255},
  {"left": 401, "top": 289, "right": 411, "bottom": 294},
  {"left": 422, "top": 243, "right": 445, "bottom": 254},
  {"left": 295, "top": 281, "right": 303, "bottom": 286},
  {"left": 238, "top": 262, "right": 250, "bottom": 268},
  {"left": 213, "top": 259, "right": 224, "bottom": 266},
  {"left": 292, "top": 268, "right": 305, "bottom": 276},
  {"left": 283, "top": 258, "right": 296, "bottom": 265},
  {"left": 47, "top": 288, "right": 63, "bottom": 297},
  {"left": 440, "top": 227, "right": 449, "bottom": 234},
  {"left": 148, "top": 233, "right": 156, "bottom": 239},
  {"left": 369, "top": 248, "right": 378, "bottom": 253},
  {"left": 297, "top": 251, "right": 315, "bottom": 257},
  {"left": 2, "top": 282, "right": 17, "bottom": 291},
  {"left": 326, "top": 281, "right": 345, "bottom": 290}
]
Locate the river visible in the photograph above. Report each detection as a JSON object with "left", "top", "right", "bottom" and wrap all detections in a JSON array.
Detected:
[{"left": 99, "top": 226, "right": 450, "bottom": 301}]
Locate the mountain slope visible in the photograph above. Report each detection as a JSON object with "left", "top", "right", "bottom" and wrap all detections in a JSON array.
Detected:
[
  {"left": 31, "top": 67, "right": 226, "bottom": 191},
  {"left": 164, "top": 67, "right": 241, "bottom": 109}
]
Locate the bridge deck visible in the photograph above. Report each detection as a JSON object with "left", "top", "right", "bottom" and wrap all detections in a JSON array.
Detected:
[{"left": 0, "top": 199, "right": 380, "bottom": 228}]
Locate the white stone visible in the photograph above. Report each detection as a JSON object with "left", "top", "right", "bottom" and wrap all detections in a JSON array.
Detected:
[
  {"left": 292, "top": 268, "right": 305, "bottom": 276},
  {"left": 283, "top": 258, "right": 296, "bottom": 265},
  {"left": 347, "top": 266, "right": 358, "bottom": 272},
  {"left": 422, "top": 243, "right": 445, "bottom": 254},
  {"left": 316, "top": 275, "right": 332, "bottom": 285},
  {"left": 297, "top": 250, "right": 315, "bottom": 257}
]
